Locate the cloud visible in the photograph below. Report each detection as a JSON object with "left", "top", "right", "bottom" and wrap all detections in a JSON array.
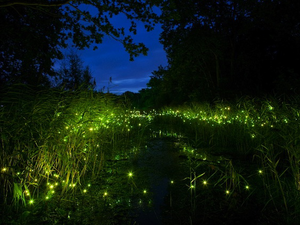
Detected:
[{"left": 77, "top": 12, "right": 167, "bottom": 94}]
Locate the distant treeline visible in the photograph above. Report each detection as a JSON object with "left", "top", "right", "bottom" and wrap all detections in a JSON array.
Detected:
[
  {"left": 127, "top": 0, "right": 300, "bottom": 108},
  {"left": 1, "top": 1, "right": 300, "bottom": 109}
]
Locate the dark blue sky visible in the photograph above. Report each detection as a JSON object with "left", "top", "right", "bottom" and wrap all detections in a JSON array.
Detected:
[{"left": 74, "top": 12, "right": 168, "bottom": 94}]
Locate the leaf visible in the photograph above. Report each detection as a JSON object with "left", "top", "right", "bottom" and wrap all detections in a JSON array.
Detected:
[{"left": 13, "top": 182, "right": 26, "bottom": 206}]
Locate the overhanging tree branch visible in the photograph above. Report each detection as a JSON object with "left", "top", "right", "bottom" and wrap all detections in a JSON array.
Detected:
[
  {"left": 0, "top": 0, "right": 161, "bottom": 88},
  {"left": 0, "top": 0, "right": 72, "bottom": 8}
]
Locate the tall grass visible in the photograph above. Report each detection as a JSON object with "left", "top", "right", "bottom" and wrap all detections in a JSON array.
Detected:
[
  {"left": 150, "top": 96, "right": 300, "bottom": 222},
  {"left": 0, "top": 85, "right": 150, "bottom": 208},
  {"left": 2, "top": 87, "right": 300, "bottom": 223}
]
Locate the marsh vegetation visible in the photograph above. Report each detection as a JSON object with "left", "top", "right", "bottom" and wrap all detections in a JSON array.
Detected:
[
  {"left": 2, "top": 1, "right": 300, "bottom": 224},
  {"left": 1, "top": 86, "right": 300, "bottom": 224}
]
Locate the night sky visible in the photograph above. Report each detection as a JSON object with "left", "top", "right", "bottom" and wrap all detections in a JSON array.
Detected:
[{"left": 71, "top": 11, "right": 168, "bottom": 94}]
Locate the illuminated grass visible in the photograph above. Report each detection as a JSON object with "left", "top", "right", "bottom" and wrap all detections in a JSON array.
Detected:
[{"left": 1, "top": 87, "right": 300, "bottom": 223}]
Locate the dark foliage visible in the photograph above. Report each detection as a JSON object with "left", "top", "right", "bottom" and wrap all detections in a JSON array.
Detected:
[
  {"left": 0, "top": 4, "right": 63, "bottom": 87},
  {"left": 146, "top": 0, "right": 300, "bottom": 106},
  {"left": 55, "top": 50, "right": 96, "bottom": 90},
  {"left": 0, "top": 0, "right": 162, "bottom": 89}
]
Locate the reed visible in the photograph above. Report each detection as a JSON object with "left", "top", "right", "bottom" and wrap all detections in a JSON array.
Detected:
[{"left": 2, "top": 87, "right": 300, "bottom": 223}]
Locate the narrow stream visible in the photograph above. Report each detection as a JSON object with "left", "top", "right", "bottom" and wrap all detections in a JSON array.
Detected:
[{"left": 133, "top": 139, "right": 181, "bottom": 225}]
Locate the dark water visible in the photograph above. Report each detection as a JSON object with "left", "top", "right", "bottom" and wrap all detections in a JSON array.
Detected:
[
  {"left": 130, "top": 139, "right": 266, "bottom": 225},
  {"left": 133, "top": 139, "right": 181, "bottom": 225},
  {"left": 2, "top": 137, "right": 292, "bottom": 224}
]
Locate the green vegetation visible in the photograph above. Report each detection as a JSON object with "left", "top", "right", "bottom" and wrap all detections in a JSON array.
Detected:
[
  {"left": 1, "top": 88, "right": 300, "bottom": 224},
  {"left": 2, "top": 1, "right": 300, "bottom": 224}
]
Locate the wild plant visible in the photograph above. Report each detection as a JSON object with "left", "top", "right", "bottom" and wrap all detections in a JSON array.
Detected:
[{"left": 0, "top": 85, "right": 131, "bottom": 206}]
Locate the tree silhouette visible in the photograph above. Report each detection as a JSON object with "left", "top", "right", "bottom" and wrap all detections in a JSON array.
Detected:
[
  {"left": 0, "top": 0, "right": 162, "bottom": 88},
  {"left": 56, "top": 50, "right": 95, "bottom": 90},
  {"left": 152, "top": 0, "right": 300, "bottom": 104}
]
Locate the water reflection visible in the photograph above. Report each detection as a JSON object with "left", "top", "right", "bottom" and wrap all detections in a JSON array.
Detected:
[{"left": 133, "top": 139, "right": 182, "bottom": 224}]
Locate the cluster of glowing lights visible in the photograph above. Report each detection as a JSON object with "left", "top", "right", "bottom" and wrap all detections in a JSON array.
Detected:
[
  {"left": 19, "top": 160, "right": 265, "bottom": 208},
  {"left": 60, "top": 109, "right": 152, "bottom": 142},
  {"left": 6, "top": 101, "right": 300, "bottom": 209},
  {"left": 55, "top": 102, "right": 299, "bottom": 153},
  {"left": 2, "top": 143, "right": 270, "bottom": 208},
  {"left": 25, "top": 181, "right": 94, "bottom": 204},
  {"left": 154, "top": 103, "right": 297, "bottom": 132}
]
